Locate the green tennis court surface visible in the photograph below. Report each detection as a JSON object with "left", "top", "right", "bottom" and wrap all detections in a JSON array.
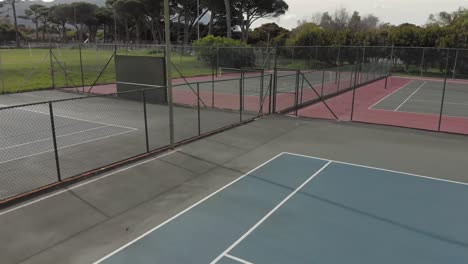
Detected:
[{"left": 1, "top": 116, "right": 468, "bottom": 264}]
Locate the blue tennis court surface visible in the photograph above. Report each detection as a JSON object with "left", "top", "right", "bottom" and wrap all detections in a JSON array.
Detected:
[{"left": 95, "top": 153, "right": 468, "bottom": 264}]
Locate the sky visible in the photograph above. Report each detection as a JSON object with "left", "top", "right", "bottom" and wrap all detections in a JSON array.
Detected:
[{"left": 253, "top": 0, "right": 467, "bottom": 29}]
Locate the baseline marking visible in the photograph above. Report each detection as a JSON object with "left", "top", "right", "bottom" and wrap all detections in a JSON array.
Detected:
[
  {"left": 409, "top": 99, "right": 468, "bottom": 107},
  {"left": 283, "top": 152, "right": 468, "bottom": 186},
  {"left": 0, "top": 129, "right": 137, "bottom": 165},
  {"left": 225, "top": 254, "right": 255, "bottom": 264},
  {"left": 0, "top": 149, "right": 181, "bottom": 216},
  {"left": 19, "top": 106, "right": 138, "bottom": 131},
  {"left": 0, "top": 125, "right": 109, "bottom": 151},
  {"left": 210, "top": 161, "right": 332, "bottom": 264},
  {"left": 394, "top": 81, "right": 427, "bottom": 111},
  {"left": 368, "top": 80, "right": 415, "bottom": 109},
  {"left": 92, "top": 153, "right": 287, "bottom": 264},
  {"left": 116, "top": 81, "right": 164, "bottom": 88}
]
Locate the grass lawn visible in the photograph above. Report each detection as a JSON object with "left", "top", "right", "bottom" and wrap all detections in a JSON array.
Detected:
[{"left": 0, "top": 47, "right": 213, "bottom": 93}]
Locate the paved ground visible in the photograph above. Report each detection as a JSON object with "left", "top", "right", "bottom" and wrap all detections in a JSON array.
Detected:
[{"left": 1, "top": 116, "right": 467, "bottom": 264}]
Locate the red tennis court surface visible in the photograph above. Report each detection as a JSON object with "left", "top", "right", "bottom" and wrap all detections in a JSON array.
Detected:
[{"left": 296, "top": 76, "right": 468, "bottom": 135}]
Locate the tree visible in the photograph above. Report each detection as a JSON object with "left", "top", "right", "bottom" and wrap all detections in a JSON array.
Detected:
[
  {"left": 49, "top": 4, "right": 72, "bottom": 41},
  {"left": 232, "top": 0, "right": 288, "bottom": 42},
  {"left": 20, "top": 4, "right": 46, "bottom": 40},
  {"left": 37, "top": 7, "right": 50, "bottom": 41},
  {"left": 348, "top": 11, "right": 361, "bottom": 32},
  {"left": 0, "top": 0, "right": 20, "bottom": 46},
  {"left": 223, "top": 0, "right": 231, "bottom": 38},
  {"left": 248, "top": 22, "right": 288, "bottom": 45}
]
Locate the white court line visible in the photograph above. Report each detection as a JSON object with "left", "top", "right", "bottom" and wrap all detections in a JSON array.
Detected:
[
  {"left": 394, "top": 81, "right": 427, "bottom": 112},
  {"left": 368, "top": 80, "right": 415, "bottom": 109},
  {"left": 369, "top": 107, "right": 468, "bottom": 120},
  {"left": 0, "top": 125, "right": 109, "bottom": 151},
  {"left": 409, "top": 99, "right": 468, "bottom": 107},
  {"left": 210, "top": 161, "right": 332, "bottom": 264},
  {"left": 93, "top": 153, "right": 286, "bottom": 264},
  {"left": 225, "top": 254, "right": 255, "bottom": 264},
  {"left": 18, "top": 105, "right": 138, "bottom": 131},
  {"left": 0, "top": 129, "right": 137, "bottom": 165},
  {"left": 283, "top": 152, "right": 468, "bottom": 187},
  {"left": 116, "top": 81, "right": 164, "bottom": 88},
  {"left": 0, "top": 149, "right": 181, "bottom": 216}
]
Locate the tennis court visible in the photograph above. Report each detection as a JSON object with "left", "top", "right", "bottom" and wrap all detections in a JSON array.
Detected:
[
  {"left": 370, "top": 78, "right": 468, "bottom": 117},
  {"left": 94, "top": 152, "right": 468, "bottom": 264}
]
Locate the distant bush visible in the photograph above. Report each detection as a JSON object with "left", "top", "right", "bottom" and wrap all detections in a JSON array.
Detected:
[
  {"left": 193, "top": 35, "right": 255, "bottom": 68},
  {"left": 0, "top": 24, "right": 17, "bottom": 42}
]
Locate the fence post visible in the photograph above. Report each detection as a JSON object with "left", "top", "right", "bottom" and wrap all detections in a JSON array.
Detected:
[
  {"left": 211, "top": 47, "right": 215, "bottom": 108},
  {"left": 335, "top": 47, "right": 341, "bottom": 84},
  {"left": 259, "top": 69, "right": 264, "bottom": 115},
  {"left": 49, "top": 102, "right": 61, "bottom": 182},
  {"left": 268, "top": 74, "right": 273, "bottom": 114},
  {"left": 294, "top": 69, "right": 300, "bottom": 116},
  {"left": 49, "top": 49, "right": 56, "bottom": 89},
  {"left": 420, "top": 48, "right": 425, "bottom": 77},
  {"left": 452, "top": 48, "right": 459, "bottom": 79},
  {"left": 314, "top": 46, "right": 318, "bottom": 69},
  {"left": 197, "top": 83, "right": 201, "bottom": 136},
  {"left": 438, "top": 51, "right": 450, "bottom": 132},
  {"left": 350, "top": 64, "right": 360, "bottom": 121},
  {"left": 320, "top": 70, "right": 325, "bottom": 97},
  {"left": 272, "top": 46, "right": 278, "bottom": 113},
  {"left": 239, "top": 75, "right": 243, "bottom": 122},
  {"left": 142, "top": 91, "right": 150, "bottom": 152},
  {"left": 79, "top": 44, "right": 85, "bottom": 92}
]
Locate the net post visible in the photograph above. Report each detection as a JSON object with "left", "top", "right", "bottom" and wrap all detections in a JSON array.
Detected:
[
  {"left": 142, "top": 90, "right": 150, "bottom": 153},
  {"left": 49, "top": 102, "right": 61, "bottom": 182},
  {"left": 79, "top": 44, "right": 85, "bottom": 92},
  {"left": 197, "top": 82, "right": 201, "bottom": 136},
  {"left": 438, "top": 50, "right": 450, "bottom": 132},
  {"left": 49, "top": 48, "right": 56, "bottom": 89}
]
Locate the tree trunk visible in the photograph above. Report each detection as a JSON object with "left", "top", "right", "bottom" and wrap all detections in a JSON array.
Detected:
[
  {"left": 11, "top": 0, "right": 20, "bottom": 47},
  {"left": 223, "top": 0, "right": 231, "bottom": 38},
  {"left": 35, "top": 20, "right": 39, "bottom": 40},
  {"left": 62, "top": 23, "right": 67, "bottom": 42},
  {"left": 42, "top": 21, "right": 46, "bottom": 40},
  {"left": 183, "top": 16, "right": 189, "bottom": 46},
  {"left": 124, "top": 19, "right": 130, "bottom": 42},
  {"left": 135, "top": 22, "right": 140, "bottom": 44}
]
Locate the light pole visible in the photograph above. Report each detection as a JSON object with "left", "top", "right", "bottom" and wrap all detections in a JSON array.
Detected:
[
  {"left": 164, "top": 0, "right": 174, "bottom": 148},
  {"left": 197, "top": 0, "right": 200, "bottom": 40},
  {"left": 113, "top": 4, "right": 118, "bottom": 43}
]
